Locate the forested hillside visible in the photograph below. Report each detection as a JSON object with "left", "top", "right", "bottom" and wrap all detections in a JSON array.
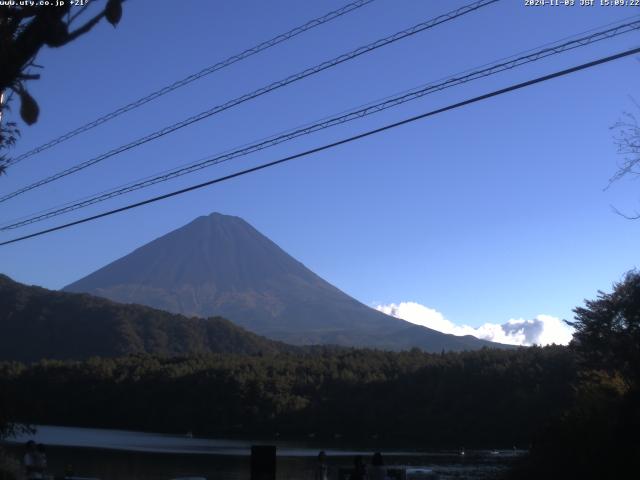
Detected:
[
  {"left": 1, "top": 273, "right": 638, "bottom": 479},
  {"left": 0, "top": 275, "right": 288, "bottom": 361},
  {"left": 0, "top": 346, "right": 575, "bottom": 448}
]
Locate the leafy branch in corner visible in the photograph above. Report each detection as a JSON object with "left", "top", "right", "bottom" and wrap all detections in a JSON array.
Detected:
[{"left": 0, "top": 0, "right": 124, "bottom": 173}]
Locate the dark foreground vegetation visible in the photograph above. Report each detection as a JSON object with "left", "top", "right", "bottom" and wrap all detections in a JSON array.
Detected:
[
  {"left": 0, "top": 345, "right": 574, "bottom": 447},
  {"left": 508, "top": 271, "right": 640, "bottom": 479},
  {"left": 0, "top": 272, "right": 639, "bottom": 479}
]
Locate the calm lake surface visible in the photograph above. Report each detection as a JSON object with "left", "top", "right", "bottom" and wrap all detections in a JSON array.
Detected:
[{"left": 4, "top": 425, "right": 522, "bottom": 480}]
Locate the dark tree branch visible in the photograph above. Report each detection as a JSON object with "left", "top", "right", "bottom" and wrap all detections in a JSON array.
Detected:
[
  {"left": 65, "top": 10, "right": 106, "bottom": 44},
  {"left": 0, "top": 1, "right": 124, "bottom": 168},
  {"left": 68, "top": 3, "right": 93, "bottom": 25},
  {"left": 608, "top": 103, "right": 640, "bottom": 189},
  {"left": 611, "top": 204, "right": 640, "bottom": 220},
  {"left": 17, "top": 73, "right": 40, "bottom": 81}
]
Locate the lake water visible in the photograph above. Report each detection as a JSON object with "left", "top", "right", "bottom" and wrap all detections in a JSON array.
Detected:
[{"left": 3, "top": 425, "right": 521, "bottom": 480}]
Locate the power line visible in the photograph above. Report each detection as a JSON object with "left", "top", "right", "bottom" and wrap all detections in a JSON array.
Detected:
[
  {"left": 2, "top": 18, "right": 639, "bottom": 231},
  {"left": 1, "top": 45, "right": 638, "bottom": 247},
  {"left": 5, "top": 0, "right": 376, "bottom": 167},
  {"left": 0, "top": 0, "right": 499, "bottom": 204}
]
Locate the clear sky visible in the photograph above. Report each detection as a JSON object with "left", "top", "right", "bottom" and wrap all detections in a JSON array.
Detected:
[{"left": 1, "top": 0, "right": 639, "bottom": 341}]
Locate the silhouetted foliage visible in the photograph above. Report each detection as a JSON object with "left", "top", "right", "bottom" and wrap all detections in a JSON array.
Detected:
[
  {"left": 510, "top": 272, "right": 640, "bottom": 479},
  {"left": 0, "top": 0, "right": 124, "bottom": 170},
  {"left": 571, "top": 270, "right": 640, "bottom": 388},
  {"left": 0, "top": 346, "right": 576, "bottom": 448}
]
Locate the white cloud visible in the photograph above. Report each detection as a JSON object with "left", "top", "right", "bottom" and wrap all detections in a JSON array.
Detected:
[{"left": 375, "top": 301, "right": 574, "bottom": 346}]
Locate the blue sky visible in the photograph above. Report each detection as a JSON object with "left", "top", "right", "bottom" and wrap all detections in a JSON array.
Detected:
[{"left": 1, "top": 0, "right": 639, "bottom": 338}]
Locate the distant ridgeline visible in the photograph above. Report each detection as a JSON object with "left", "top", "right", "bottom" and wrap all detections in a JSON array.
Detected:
[
  {"left": 0, "top": 274, "right": 501, "bottom": 362},
  {"left": 0, "top": 274, "right": 290, "bottom": 362}
]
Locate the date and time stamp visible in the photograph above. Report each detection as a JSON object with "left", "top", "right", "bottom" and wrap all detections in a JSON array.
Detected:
[{"left": 525, "top": 0, "right": 640, "bottom": 6}]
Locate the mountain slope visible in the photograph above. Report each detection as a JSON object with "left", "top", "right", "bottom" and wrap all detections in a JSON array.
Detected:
[
  {"left": 64, "top": 212, "right": 501, "bottom": 352},
  {"left": 0, "top": 274, "right": 288, "bottom": 362}
]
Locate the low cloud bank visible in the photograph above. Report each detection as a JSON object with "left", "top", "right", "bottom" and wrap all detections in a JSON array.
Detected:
[{"left": 375, "top": 302, "right": 574, "bottom": 346}]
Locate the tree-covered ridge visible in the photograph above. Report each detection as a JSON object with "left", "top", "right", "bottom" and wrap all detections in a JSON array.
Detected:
[
  {"left": 2, "top": 272, "right": 639, "bottom": 479},
  {"left": 509, "top": 271, "right": 640, "bottom": 479},
  {"left": 0, "top": 345, "right": 575, "bottom": 448},
  {"left": 0, "top": 274, "right": 290, "bottom": 362}
]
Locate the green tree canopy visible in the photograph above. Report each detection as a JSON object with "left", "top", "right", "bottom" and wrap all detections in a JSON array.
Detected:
[{"left": 571, "top": 271, "right": 640, "bottom": 388}]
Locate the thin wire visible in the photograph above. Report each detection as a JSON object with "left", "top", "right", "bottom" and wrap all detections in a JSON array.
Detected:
[
  {"left": 1, "top": 46, "right": 638, "bottom": 247},
  {"left": 5, "top": 0, "right": 376, "bottom": 166},
  {"left": 3, "top": 18, "right": 639, "bottom": 231},
  {"left": 0, "top": 0, "right": 499, "bottom": 204}
]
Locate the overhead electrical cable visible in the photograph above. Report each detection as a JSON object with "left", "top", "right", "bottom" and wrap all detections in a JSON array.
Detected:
[
  {"left": 2, "top": 18, "right": 639, "bottom": 231},
  {"left": 1, "top": 45, "right": 638, "bottom": 247},
  {"left": 5, "top": 0, "right": 377, "bottom": 166},
  {"left": 0, "top": 0, "right": 499, "bottom": 204}
]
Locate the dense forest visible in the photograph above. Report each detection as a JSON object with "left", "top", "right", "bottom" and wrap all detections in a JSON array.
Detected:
[
  {"left": 0, "top": 346, "right": 575, "bottom": 448},
  {"left": 1, "top": 272, "right": 639, "bottom": 479},
  {"left": 509, "top": 271, "right": 640, "bottom": 479}
]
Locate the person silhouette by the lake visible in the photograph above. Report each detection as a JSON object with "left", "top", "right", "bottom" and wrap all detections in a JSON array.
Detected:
[
  {"left": 351, "top": 455, "right": 367, "bottom": 480},
  {"left": 368, "top": 452, "right": 387, "bottom": 480},
  {"left": 314, "top": 450, "right": 329, "bottom": 480},
  {"left": 23, "top": 440, "right": 44, "bottom": 479},
  {"left": 36, "top": 444, "right": 48, "bottom": 478}
]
